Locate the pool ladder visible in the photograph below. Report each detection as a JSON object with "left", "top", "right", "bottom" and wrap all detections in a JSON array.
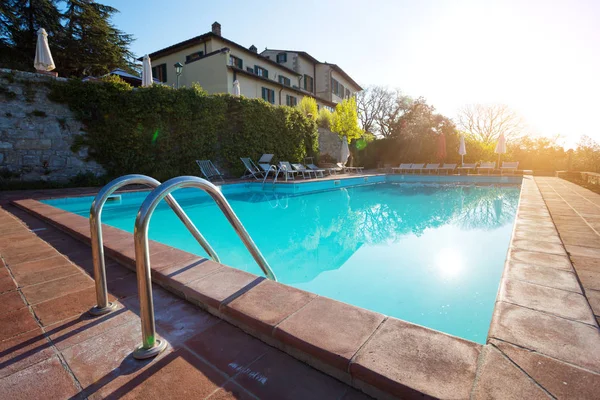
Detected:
[{"left": 88, "top": 175, "right": 276, "bottom": 359}]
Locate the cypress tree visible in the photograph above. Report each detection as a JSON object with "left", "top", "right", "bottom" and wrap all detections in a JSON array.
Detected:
[{"left": 60, "top": 0, "right": 134, "bottom": 77}]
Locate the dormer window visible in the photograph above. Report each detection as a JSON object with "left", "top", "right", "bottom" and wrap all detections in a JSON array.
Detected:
[{"left": 276, "top": 52, "right": 287, "bottom": 63}]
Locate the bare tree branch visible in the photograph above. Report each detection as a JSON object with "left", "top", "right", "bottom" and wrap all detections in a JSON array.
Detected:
[{"left": 457, "top": 104, "right": 525, "bottom": 144}]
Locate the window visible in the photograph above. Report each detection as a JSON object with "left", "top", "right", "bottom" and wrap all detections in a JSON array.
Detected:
[
  {"left": 339, "top": 83, "right": 345, "bottom": 98},
  {"left": 151, "top": 64, "right": 167, "bottom": 83},
  {"left": 331, "top": 77, "right": 340, "bottom": 97},
  {"left": 255, "top": 65, "right": 268, "bottom": 78},
  {"left": 276, "top": 52, "right": 287, "bottom": 63},
  {"left": 278, "top": 75, "right": 291, "bottom": 86},
  {"left": 286, "top": 95, "right": 297, "bottom": 107},
  {"left": 324, "top": 105, "right": 335, "bottom": 113},
  {"left": 230, "top": 55, "right": 243, "bottom": 69},
  {"left": 246, "top": 67, "right": 254, "bottom": 73},
  {"left": 261, "top": 87, "right": 275, "bottom": 104},
  {"left": 185, "top": 51, "right": 204, "bottom": 63},
  {"left": 346, "top": 88, "right": 351, "bottom": 98},
  {"left": 303, "top": 74, "right": 314, "bottom": 92}
]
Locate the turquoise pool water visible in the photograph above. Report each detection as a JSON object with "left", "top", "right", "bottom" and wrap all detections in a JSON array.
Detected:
[{"left": 44, "top": 179, "right": 520, "bottom": 343}]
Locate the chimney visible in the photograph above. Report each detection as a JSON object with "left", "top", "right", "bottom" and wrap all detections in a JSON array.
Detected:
[
  {"left": 211, "top": 22, "right": 221, "bottom": 36},
  {"left": 249, "top": 45, "right": 257, "bottom": 53}
]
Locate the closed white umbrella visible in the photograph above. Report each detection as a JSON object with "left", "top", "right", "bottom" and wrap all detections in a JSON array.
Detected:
[
  {"left": 340, "top": 137, "right": 350, "bottom": 165},
  {"left": 495, "top": 133, "right": 507, "bottom": 166},
  {"left": 233, "top": 80, "right": 240, "bottom": 96},
  {"left": 142, "top": 54, "right": 153, "bottom": 87},
  {"left": 34, "top": 28, "right": 55, "bottom": 72},
  {"left": 458, "top": 134, "right": 467, "bottom": 164}
]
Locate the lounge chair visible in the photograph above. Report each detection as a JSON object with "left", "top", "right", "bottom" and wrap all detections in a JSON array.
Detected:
[
  {"left": 439, "top": 164, "right": 457, "bottom": 175},
  {"left": 240, "top": 157, "right": 263, "bottom": 180},
  {"left": 409, "top": 163, "right": 425, "bottom": 174},
  {"left": 292, "top": 163, "right": 321, "bottom": 179},
  {"left": 307, "top": 164, "right": 327, "bottom": 177},
  {"left": 337, "top": 162, "right": 364, "bottom": 174},
  {"left": 258, "top": 162, "right": 277, "bottom": 177},
  {"left": 277, "top": 161, "right": 299, "bottom": 181},
  {"left": 501, "top": 161, "right": 519, "bottom": 175},
  {"left": 391, "top": 163, "right": 412, "bottom": 174},
  {"left": 477, "top": 162, "right": 495, "bottom": 175},
  {"left": 258, "top": 154, "right": 274, "bottom": 164},
  {"left": 424, "top": 163, "right": 440, "bottom": 174},
  {"left": 195, "top": 160, "right": 224, "bottom": 182},
  {"left": 457, "top": 163, "right": 477, "bottom": 174}
]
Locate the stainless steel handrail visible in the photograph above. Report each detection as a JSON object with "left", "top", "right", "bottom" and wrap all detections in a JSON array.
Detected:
[
  {"left": 132, "top": 176, "right": 276, "bottom": 359},
  {"left": 88, "top": 174, "right": 220, "bottom": 316}
]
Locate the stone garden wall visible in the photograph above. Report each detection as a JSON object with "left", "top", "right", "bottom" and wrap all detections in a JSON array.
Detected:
[
  {"left": 318, "top": 127, "right": 343, "bottom": 162},
  {"left": 0, "top": 69, "right": 104, "bottom": 182}
]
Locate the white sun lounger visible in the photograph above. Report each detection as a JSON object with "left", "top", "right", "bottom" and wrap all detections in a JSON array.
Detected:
[
  {"left": 439, "top": 164, "right": 457, "bottom": 175},
  {"left": 457, "top": 163, "right": 477, "bottom": 174},
  {"left": 278, "top": 161, "right": 300, "bottom": 180},
  {"left": 409, "top": 163, "right": 425, "bottom": 174},
  {"left": 477, "top": 162, "right": 496, "bottom": 175},
  {"left": 391, "top": 163, "right": 412, "bottom": 174},
  {"left": 424, "top": 163, "right": 440, "bottom": 174},
  {"left": 195, "top": 160, "right": 224, "bottom": 182},
  {"left": 306, "top": 164, "right": 326, "bottom": 177},
  {"left": 337, "top": 162, "right": 364, "bottom": 174},
  {"left": 292, "top": 163, "right": 319, "bottom": 179},
  {"left": 240, "top": 157, "right": 263, "bottom": 180},
  {"left": 501, "top": 161, "right": 519, "bottom": 175}
]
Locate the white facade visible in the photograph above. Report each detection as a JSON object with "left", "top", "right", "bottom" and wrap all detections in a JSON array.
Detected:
[{"left": 145, "top": 23, "right": 360, "bottom": 109}]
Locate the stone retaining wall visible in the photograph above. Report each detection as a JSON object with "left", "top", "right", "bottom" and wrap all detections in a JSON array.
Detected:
[
  {"left": 318, "top": 127, "right": 342, "bottom": 162},
  {"left": 0, "top": 69, "right": 104, "bottom": 182}
]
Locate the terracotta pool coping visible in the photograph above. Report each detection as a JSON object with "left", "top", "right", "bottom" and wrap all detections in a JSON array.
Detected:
[{"left": 11, "top": 175, "right": 600, "bottom": 399}]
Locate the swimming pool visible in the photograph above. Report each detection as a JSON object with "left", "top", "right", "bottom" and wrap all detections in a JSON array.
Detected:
[{"left": 44, "top": 176, "right": 521, "bottom": 343}]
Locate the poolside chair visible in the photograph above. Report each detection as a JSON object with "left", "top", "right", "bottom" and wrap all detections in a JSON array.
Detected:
[
  {"left": 292, "top": 163, "right": 319, "bottom": 179},
  {"left": 457, "top": 163, "right": 477, "bottom": 175},
  {"left": 439, "top": 164, "right": 457, "bottom": 175},
  {"left": 240, "top": 157, "right": 263, "bottom": 180},
  {"left": 391, "top": 163, "right": 412, "bottom": 174},
  {"left": 409, "top": 163, "right": 425, "bottom": 174},
  {"left": 195, "top": 160, "right": 224, "bottom": 182},
  {"left": 424, "top": 163, "right": 440, "bottom": 174},
  {"left": 337, "top": 162, "right": 364, "bottom": 174},
  {"left": 277, "top": 161, "right": 299, "bottom": 181},
  {"left": 258, "top": 154, "right": 274, "bottom": 164},
  {"left": 258, "top": 162, "right": 277, "bottom": 177},
  {"left": 501, "top": 161, "right": 519, "bottom": 175},
  {"left": 477, "top": 162, "right": 496, "bottom": 175},
  {"left": 322, "top": 165, "right": 343, "bottom": 175},
  {"left": 306, "top": 164, "right": 327, "bottom": 177}
]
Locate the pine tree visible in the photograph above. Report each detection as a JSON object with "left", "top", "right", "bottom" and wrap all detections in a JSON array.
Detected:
[
  {"left": 60, "top": 0, "right": 134, "bottom": 77},
  {"left": 0, "top": 0, "right": 62, "bottom": 70}
]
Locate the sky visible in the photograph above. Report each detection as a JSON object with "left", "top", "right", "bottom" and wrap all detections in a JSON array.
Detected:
[{"left": 103, "top": 0, "right": 600, "bottom": 148}]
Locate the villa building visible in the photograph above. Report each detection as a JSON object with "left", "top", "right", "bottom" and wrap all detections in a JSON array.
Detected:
[{"left": 143, "top": 22, "right": 362, "bottom": 110}]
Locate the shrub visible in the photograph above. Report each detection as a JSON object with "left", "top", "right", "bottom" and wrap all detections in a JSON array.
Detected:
[
  {"left": 317, "top": 108, "right": 333, "bottom": 129},
  {"left": 49, "top": 77, "right": 318, "bottom": 180},
  {"left": 296, "top": 97, "right": 318, "bottom": 121}
]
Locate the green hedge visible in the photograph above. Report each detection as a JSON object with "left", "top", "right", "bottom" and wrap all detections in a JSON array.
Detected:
[{"left": 49, "top": 77, "right": 318, "bottom": 181}]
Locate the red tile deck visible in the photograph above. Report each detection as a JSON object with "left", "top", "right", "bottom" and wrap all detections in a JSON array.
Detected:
[
  {"left": 0, "top": 203, "right": 372, "bottom": 399},
  {"left": 2, "top": 175, "right": 600, "bottom": 398}
]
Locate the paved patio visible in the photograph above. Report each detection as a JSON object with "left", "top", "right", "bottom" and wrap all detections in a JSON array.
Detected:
[
  {"left": 1, "top": 176, "right": 600, "bottom": 399},
  {"left": 0, "top": 205, "right": 371, "bottom": 399},
  {"left": 535, "top": 177, "right": 600, "bottom": 324}
]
